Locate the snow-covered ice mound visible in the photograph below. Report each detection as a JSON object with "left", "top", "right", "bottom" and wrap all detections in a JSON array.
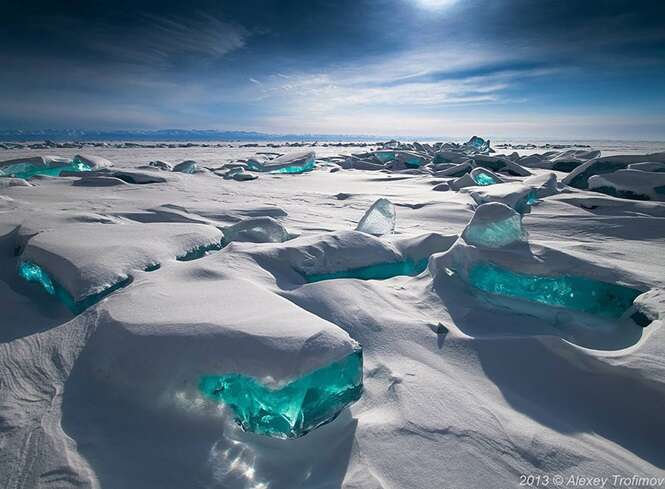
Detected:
[
  {"left": 80, "top": 258, "right": 361, "bottom": 439},
  {"left": 589, "top": 169, "right": 665, "bottom": 201},
  {"left": 17, "top": 222, "right": 224, "bottom": 312},
  {"left": 563, "top": 152, "right": 665, "bottom": 189},
  {"left": 431, "top": 203, "right": 648, "bottom": 349}
]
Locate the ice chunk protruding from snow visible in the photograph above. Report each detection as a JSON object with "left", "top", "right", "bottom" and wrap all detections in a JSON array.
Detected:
[
  {"left": 224, "top": 217, "right": 289, "bottom": 244},
  {"left": 148, "top": 160, "right": 173, "bottom": 171},
  {"left": 19, "top": 261, "right": 55, "bottom": 294},
  {"left": 627, "top": 162, "right": 665, "bottom": 173},
  {"left": 173, "top": 160, "right": 198, "bottom": 174},
  {"left": 73, "top": 154, "right": 113, "bottom": 170},
  {"left": 462, "top": 203, "right": 527, "bottom": 248},
  {"left": 18, "top": 260, "right": 132, "bottom": 314},
  {"left": 0, "top": 156, "right": 92, "bottom": 179},
  {"left": 247, "top": 151, "right": 316, "bottom": 174},
  {"left": 356, "top": 198, "right": 396, "bottom": 236},
  {"left": 305, "top": 259, "right": 428, "bottom": 282},
  {"left": 199, "top": 348, "right": 362, "bottom": 439},
  {"left": 563, "top": 152, "right": 665, "bottom": 189},
  {"left": 465, "top": 136, "right": 490, "bottom": 153},
  {"left": 222, "top": 167, "right": 258, "bottom": 181},
  {"left": 468, "top": 262, "right": 641, "bottom": 319},
  {"left": 471, "top": 167, "right": 501, "bottom": 186},
  {"left": 588, "top": 170, "right": 665, "bottom": 202}
]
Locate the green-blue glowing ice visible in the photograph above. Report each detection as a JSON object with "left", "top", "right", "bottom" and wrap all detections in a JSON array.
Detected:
[
  {"left": 247, "top": 156, "right": 315, "bottom": 174},
  {"left": 270, "top": 159, "right": 315, "bottom": 174},
  {"left": 18, "top": 260, "right": 131, "bottom": 314},
  {"left": 18, "top": 261, "right": 55, "bottom": 294},
  {"left": 0, "top": 161, "right": 92, "bottom": 180},
  {"left": 199, "top": 349, "right": 363, "bottom": 438},
  {"left": 468, "top": 262, "right": 641, "bottom": 319},
  {"left": 305, "top": 259, "right": 428, "bottom": 282},
  {"left": 472, "top": 172, "right": 497, "bottom": 186},
  {"left": 374, "top": 151, "right": 396, "bottom": 162},
  {"left": 176, "top": 241, "right": 225, "bottom": 261}
]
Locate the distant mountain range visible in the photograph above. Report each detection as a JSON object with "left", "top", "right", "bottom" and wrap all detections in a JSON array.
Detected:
[{"left": 0, "top": 129, "right": 392, "bottom": 142}]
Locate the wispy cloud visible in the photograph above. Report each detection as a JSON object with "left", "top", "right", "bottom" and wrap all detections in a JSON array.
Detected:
[
  {"left": 59, "top": 12, "right": 250, "bottom": 69},
  {"left": 247, "top": 46, "right": 560, "bottom": 113}
]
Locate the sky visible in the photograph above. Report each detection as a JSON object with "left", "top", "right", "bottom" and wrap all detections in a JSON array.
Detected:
[{"left": 1, "top": 0, "right": 665, "bottom": 139}]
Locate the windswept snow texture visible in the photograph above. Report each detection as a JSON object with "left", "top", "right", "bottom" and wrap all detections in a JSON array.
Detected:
[{"left": 2, "top": 140, "right": 665, "bottom": 489}]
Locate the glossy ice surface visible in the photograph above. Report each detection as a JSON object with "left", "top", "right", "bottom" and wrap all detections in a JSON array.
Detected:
[
  {"left": 199, "top": 349, "right": 363, "bottom": 438},
  {"left": 468, "top": 262, "right": 641, "bottom": 319}
]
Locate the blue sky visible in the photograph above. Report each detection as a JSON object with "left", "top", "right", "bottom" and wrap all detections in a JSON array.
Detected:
[{"left": 1, "top": 0, "right": 664, "bottom": 138}]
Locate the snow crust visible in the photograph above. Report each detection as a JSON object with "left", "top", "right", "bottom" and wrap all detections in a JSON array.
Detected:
[{"left": 1, "top": 142, "right": 665, "bottom": 489}]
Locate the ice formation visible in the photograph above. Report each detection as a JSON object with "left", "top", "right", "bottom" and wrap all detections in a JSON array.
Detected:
[
  {"left": 176, "top": 240, "right": 225, "bottom": 261},
  {"left": 468, "top": 262, "right": 641, "bottom": 319},
  {"left": 173, "top": 160, "right": 198, "bottom": 174},
  {"left": 356, "top": 198, "right": 396, "bottom": 236},
  {"left": 461, "top": 203, "right": 527, "bottom": 248},
  {"left": 199, "top": 348, "right": 362, "bottom": 439},
  {"left": 18, "top": 261, "right": 56, "bottom": 295},
  {"left": 628, "top": 162, "right": 665, "bottom": 173},
  {"left": 20, "top": 223, "right": 224, "bottom": 301},
  {"left": 72, "top": 154, "right": 113, "bottom": 170},
  {"left": 222, "top": 167, "right": 258, "bottom": 181},
  {"left": 18, "top": 260, "right": 132, "bottom": 314},
  {"left": 468, "top": 182, "right": 539, "bottom": 214},
  {"left": 223, "top": 217, "right": 289, "bottom": 243},
  {"left": 471, "top": 167, "right": 501, "bottom": 186},
  {"left": 0, "top": 177, "right": 31, "bottom": 188},
  {"left": 465, "top": 136, "right": 490, "bottom": 153},
  {"left": 2, "top": 140, "right": 665, "bottom": 488},
  {"left": 247, "top": 151, "right": 316, "bottom": 173},
  {"left": 588, "top": 169, "right": 665, "bottom": 201},
  {"left": 148, "top": 160, "right": 173, "bottom": 171},
  {"left": 0, "top": 155, "right": 92, "bottom": 179},
  {"left": 305, "top": 258, "right": 428, "bottom": 282},
  {"left": 563, "top": 153, "right": 665, "bottom": 189}
]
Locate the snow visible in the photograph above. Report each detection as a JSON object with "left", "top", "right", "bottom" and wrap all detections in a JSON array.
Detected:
[{"left": 1, "top": 140, "right": 665, "bottom": 489}]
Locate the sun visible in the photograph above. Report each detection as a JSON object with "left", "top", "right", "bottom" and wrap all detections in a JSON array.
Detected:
[{"left": 411, "top": 0, "right": 458, "bottom": 10}]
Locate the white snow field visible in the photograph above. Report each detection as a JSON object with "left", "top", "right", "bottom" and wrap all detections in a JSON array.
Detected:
[{"left": 1, "top": 138, "right": 665, "bottom": 489}]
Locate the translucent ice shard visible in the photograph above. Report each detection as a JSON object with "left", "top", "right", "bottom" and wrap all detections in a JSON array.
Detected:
[
  {"left": 470, "top": 167, "right": 502, "bottom": 187},
  {"left": 356, "top": 198, "right": 396, "bottom": 236},
  {"left": 224, "top": 217, "right": 289, "bottom": 244},
  {"left": 305, "top": 259, "right": 428, "bottom": 282},
  {"left": 468, "top": 262, "right": 641, "bottom": 319},
  {"left": 173, "top": 160, "right": 198, "bottom": 174},
  {"left": 199, "top": 348, "right": 363, "bottom": 439},
  {"left": 18, "top": 260, "right": 131, "bottom": 314},
  {"left": 462, "top": 203, "right": 527, "bottom": 248}
]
